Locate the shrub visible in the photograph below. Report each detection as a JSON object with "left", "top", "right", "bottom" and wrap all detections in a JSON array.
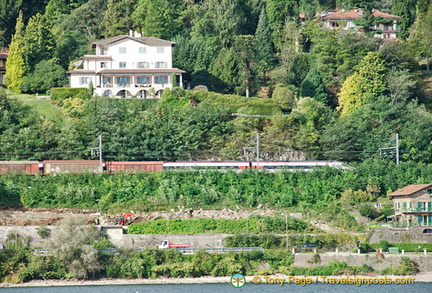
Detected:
[
  {"left": 394, "top": 257, "right": 419, "bottom": 275},
  {"left": 341, "top": 189, "right": 374, "bottom": 205},
  {"left": 36, "top": 226, "right": 51, "bottom": 239},
  {"left": 50, "top": 87, "right": 90, "bottom": 106},
  {"left": 308, "top": 253, "right": 321, "bottom": 264},
  {"left": 359, "top": 203, "right": 378, "bottom": 219},
  {"left": 378, "top": 240, "right": 390, "bottom": 252}
]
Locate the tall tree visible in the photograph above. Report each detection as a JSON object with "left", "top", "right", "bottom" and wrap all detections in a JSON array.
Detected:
[
  {"left": 392, "top": 0, "right": 417, "bottom": 40},
  {"left": 300, "top": 66, "right": 330, "bottom": 105},
  {"left": 132, "top": 0, "right": 182, "bottom": 39},
  {"left": 266, "top": 0, "right": 300, "bottom": 49},
  {"left": 4, "top": 11, "right": 27, "bottom": 93},
  {"left": 0, "top": 0, "right": 22, "bottom": 44},
  {"left": 23, "top": 13, "right": 55, "bottom": 70},
  {"left": 408, "top": 1, "right": 432, "bottom": 70},
  {"left": 210, "top": 48, "right": 241, "bottom": 93},
  {"left": 101, "top": 0, "right": 137, "bottom": 38},
  {"left": 417, "top": 0, "right": 431, "bottom": 15},
  {"left": 207, "top": 0, "right": 247, "bottom": 47},
  {"left": 255, "top": 8, "right": 274, "bottom": 73},
  {"left": 337, "top": 52, "right": 387, "bottom": 116},
  {"left": 233, "top": 35, "right": 256, "bottom": 97},
  {"left": 55, "top": 0, "right": 107, "bottom": 53}
]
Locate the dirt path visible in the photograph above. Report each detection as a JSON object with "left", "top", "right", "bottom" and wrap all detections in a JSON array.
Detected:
[{"left": 0, "top": 207, "right": 344, "bottom": 234}]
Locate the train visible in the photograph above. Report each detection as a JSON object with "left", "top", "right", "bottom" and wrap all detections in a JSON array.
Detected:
[{"left": 0, "top": 160, "right": 353, "bottom": 175}]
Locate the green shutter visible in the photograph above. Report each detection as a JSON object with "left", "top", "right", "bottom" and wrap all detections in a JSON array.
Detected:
[
  {"left": 418, "top": 215, "right": 422, "bottom": 225},
  {"left": 428, "top": 216, "right": 432, "bottom": 225}
]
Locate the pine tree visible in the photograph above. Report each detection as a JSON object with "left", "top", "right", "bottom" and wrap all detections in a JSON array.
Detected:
[
  {"left": 5, "top": 11, "right": 27, "bottom": 93},
  {"left": 207, "top": 0, "right": 246, "bottom": 47},
  {"left": 408, "top": 1, "right": 432, "bottom": 70},
  {"left": 392, "top": 0, "right": 417, "bottom": 40},
  {"left": 24, "top": 13, "right": 55, "bottom": 70},
  {"left": 101, "top": 0, "right": 136, "bottom": 38},
  {"left": 233, "top": 35, "right": 256, "bottom": 97},
  {"left": 300, "top": 66, "right": 330, "bottom": 105},
  {"left": 132, "top": 0, "right": 182, "bottom": 39},
  {"left": 255, "top": 8, "right": 274, "bottom": 70},
  {"left": 266, "top": 0, "right": 300, "bottom": 50},
  {"left": 0, "top": 0, "right": 23, "bottom": 44}
]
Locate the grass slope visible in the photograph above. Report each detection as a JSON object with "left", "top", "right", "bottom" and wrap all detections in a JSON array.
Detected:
[{"left": 20, "top": 98, "right": 64, "bottom": 121}]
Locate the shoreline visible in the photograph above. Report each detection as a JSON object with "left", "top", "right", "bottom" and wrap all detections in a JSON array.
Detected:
[{"left": 2, "top": 273, "right": 432, "bottom": 287}]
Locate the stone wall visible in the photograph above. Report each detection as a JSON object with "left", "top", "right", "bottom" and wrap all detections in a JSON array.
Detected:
[
  {"left": 0, "top": 226, "right": 47, "bottom": 247},
  {"left": 293, "top": 252, "right": 432, "bottom": 272},
  {"left": 102, "top": 226, "right": 229, "bottom": 249},
  {"left": 370, "top": 227, "right": 432, "bottom": 243}
]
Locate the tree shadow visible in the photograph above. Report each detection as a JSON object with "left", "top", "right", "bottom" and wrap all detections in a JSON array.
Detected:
[{"left": 190, "top": 70, "right": 233, "bottom": 94}]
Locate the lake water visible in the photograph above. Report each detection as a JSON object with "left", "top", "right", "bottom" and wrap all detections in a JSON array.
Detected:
[{"left": 1, "top": 282, "right": 431, "bottom": 293}]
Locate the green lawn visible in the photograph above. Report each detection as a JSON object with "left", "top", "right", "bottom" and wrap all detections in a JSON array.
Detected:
[{"left": 20, "top": 98, "right": 64, "bottom": 121}]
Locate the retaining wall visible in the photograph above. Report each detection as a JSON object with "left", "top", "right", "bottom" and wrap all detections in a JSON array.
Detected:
[{"left": 293, "top": 252, "right": 432, "bottom": 272}]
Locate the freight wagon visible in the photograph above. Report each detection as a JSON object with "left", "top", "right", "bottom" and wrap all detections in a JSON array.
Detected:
[
  {"left": 42, "top": 160, "right": 102, "bottom": 174},
  {"left": 0, "top": 161, "right": 41, "bottom": 175}
]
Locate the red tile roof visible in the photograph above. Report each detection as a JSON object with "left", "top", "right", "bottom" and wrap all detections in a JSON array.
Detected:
[
  {"left": 389, "top": 184, "right": 432, "bottom": 197},
  {"left": 92, "top": 35, "right": 175, "bottom": 47},
  {"left": 0, "top": 53, "right": 7, "bottom": 59},
  {"left": 322, "top": 9, "right": 400, "bottom": 21}
]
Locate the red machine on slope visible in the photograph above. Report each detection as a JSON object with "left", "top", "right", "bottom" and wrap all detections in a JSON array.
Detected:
[{"left": 115, "top": 213, "right": 135, "bottom": 225}]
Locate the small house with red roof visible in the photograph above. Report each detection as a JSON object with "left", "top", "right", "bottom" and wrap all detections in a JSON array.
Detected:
[
  {"left": 389, "top": 184, "right": 432, "bottom": 226},
  {"left": 320, "top": 9, "right": 400, "bottom": 39},
  {"left": 68, "top": 32, "right": 185, "bottom": 98}
]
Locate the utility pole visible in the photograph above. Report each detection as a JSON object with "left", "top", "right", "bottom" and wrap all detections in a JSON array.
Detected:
[
  {"left": 243, "top": 133, "right": 260, "bottom": 166},
  {"left": 256, "top": 133, "right": 260, "bottom": 167},
  {"left": 91, "top": 135, "right": 103, "bottom": 173},
  {"left": 396, "top": 133, "right": 399, "bottom": 166},
  {"left": 379, "top": 133, "right": 399, "bottom": 166}
]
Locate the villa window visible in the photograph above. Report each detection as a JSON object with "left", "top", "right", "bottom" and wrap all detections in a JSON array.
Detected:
[
  {"left": 117, "top": 76, "right": 130, "bottom": 87},
  {"left": 155, "top": 62, "right": 167, "bottom": 69},
  {"left": 100, "top": 47, "right": 108, "bottom": 55},
  {"left": 79, "top": 77, "right": 90, "bottom": 85},
  {"left": 119, "top": 62, "right": 127, "bottom": 68},
  {"left": 103, "top": 77, "right": 111, "bottom": 85},
  {"left": 155, "top": 76, "right": 167, "bottom": 84},
  {"left": 157, "top": 47, "right": 165, "bottom": 53},
  {"left": 119, "top": 47, "right": 127, "bottom": 54},
  {"left": 137, "top": 76, "right": 150, "bottom": 84},
  {"left": 100, "top": 62, "right": 107, "bottom": 68},
  {"left": 139, "top": 47, "right": 147, "bottom": 54},
  {"left": 138, "top": 62, "right": 150, "bottom": 69}
]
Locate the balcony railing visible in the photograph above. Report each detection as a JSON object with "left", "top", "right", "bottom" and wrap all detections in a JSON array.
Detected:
[
  {"left": 392, "top": 221, "right": 431, "bottom": 227},
  {"left": 396, "top": 207, "right": 432, "bottom": 213}
]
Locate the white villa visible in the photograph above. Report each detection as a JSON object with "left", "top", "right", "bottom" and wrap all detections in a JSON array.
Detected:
[{"left": 69, "top": 34, "right": 185, "bottom": 98}]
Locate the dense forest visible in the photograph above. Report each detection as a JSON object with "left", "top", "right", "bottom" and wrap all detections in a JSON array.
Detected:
[{"left": 1, "top": 0, "right": 432, "bottom": 163}]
